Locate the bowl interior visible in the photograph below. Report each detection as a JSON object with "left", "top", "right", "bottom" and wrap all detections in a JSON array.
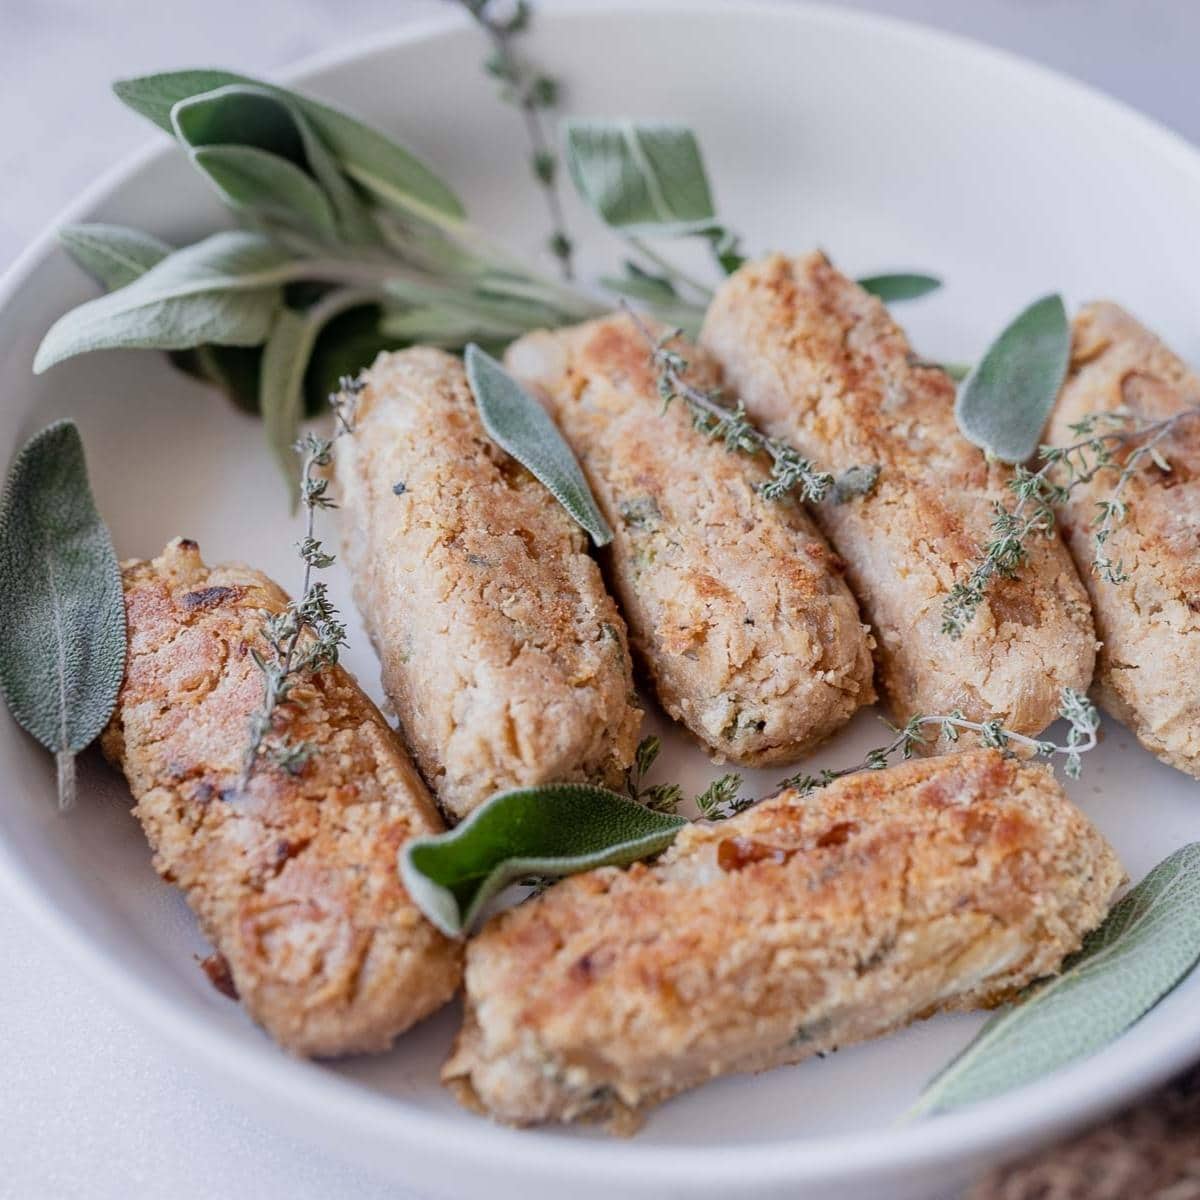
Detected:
[{"left": 1, "top": 4, "right": 1199, "bottom": 1195}]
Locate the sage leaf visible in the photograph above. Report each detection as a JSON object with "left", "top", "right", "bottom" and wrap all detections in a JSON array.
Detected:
[
  {"left": 955, "top": 294, "right": 1070, "bottom": 463},
  {"left": 190, "top": 145, "right": 339, "bottom": 239},
  {"left": 912, "top": 843, "right": 1200, "bottom": 1117},
  {"left": 113, "top": 68, "right": 247, "bottom": 132},
  {"left": 260, "top": 289, "right": 375, "bottom": 494},
  {"left": 464, "top": 343, "right": 613, "bottom": 546},
  {"left": 172, "top": 85, "right": 377, "bottom": 245},
  {"left": 400, "top": 783, "right": 686, "bottom": 936},
  {"left": 59, "top": 224, "right": 171, "bottom": 290},
  {"left": 114, "top": 69, "right": 464, "bottom": 219},
  {"left": 34, "top": 232, "right": 291, "bottom": 372},
  {"left": 56, "top": 224, "right": 267, "bottom": 412},
  {"left": 858, "top": 273, "right": 941, "bottom": 303},
  {"left": 0, "top": 422, "right": 125, "bottom": 810},
  {"left": 564, "top": 119, "right": 717, "bottom": 238}
]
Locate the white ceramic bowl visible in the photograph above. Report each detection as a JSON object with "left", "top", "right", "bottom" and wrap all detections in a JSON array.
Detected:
[{"left": 2, "top": 4, "right": 1198, "bottom": 1197}]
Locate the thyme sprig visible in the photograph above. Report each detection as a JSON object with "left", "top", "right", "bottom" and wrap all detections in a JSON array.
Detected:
[
  {"left": 238, "top": 381, "right": 360, "bottom": 791},
  {"left": 625, "top": 736, "right": 753, "bottom": 820},
  {"left": 943, "top": 406, "right": 1200, "bottom": 638},
  {"left": 695, "top": 774, "right": 755, "bottom": 821},
  {"left": 624, "top": 303, "right": 834, "bottom": 504},
  {"left": 456, "top": 0, "right": 574, "bottom": 278},
  {"left": 780, "top": 686, "right": 1101, "bottom": 794},
  {"left": 624, "top": 735, "right": 685, "bottom": 815}
]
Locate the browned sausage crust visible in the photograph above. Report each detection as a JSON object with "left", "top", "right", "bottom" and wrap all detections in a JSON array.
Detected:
[
  {"left": 505, "top": 315, "right": 875, "bottom": 766},
  {"left": 100, "top": 538, "right": 461, "bottom": 1057},
  {"left": 334, "top": 348, "right": 642, "bottom": 819},
  {"left": 443, "top": 749, "right": 1122, "bottom": 1128},
  {"left": 701, "top": 252, "right": 1096, "bottom": 735},
  {"left": 1050, "top": 303, "right": 1200, "bottom": 777}
]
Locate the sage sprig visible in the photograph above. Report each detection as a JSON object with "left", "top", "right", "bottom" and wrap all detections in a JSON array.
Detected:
[
  {"left": 35, "top": 231, "right": 291, "bottom": 371},
  {"left": 911, "top": 842, "right": 1200, "bottom": 1117},
  {"left": 400, "top": 782, "right": 686, "bottom": 936},
  {"left": 0, "top": 422, "right": 126, "bottom": 810},
  {"left": 464, "top": 343, "right": 612, "bottom": 545},
  {"left": 38, "top": 68, "right": 605, "bottom": 491},
  {"left": 41, "top": 50, "right": 942, "bottom": 506}
]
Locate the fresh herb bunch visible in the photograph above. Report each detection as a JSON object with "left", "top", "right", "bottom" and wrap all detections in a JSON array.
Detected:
[
  {"left": 624, "top": 303, "right": 836, "bottom": 505},
  {"left": 35, "top": 51, "right": 938, "bottom": 498},
  {"left": 238, "top": 382, "right": 359, "bottom": 789},
  {"left": 943, "top": 406, "right": 1200, "bottom": 637},
  {"left": 455, "top": 0, "right": 574, "bottom": 278},
  {"left": 779, "top": 686, "right": 1101, "bottom": 791}
]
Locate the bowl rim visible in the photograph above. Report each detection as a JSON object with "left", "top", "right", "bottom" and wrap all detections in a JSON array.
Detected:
[{"left": 3, "top": 0, "right": 1200, "bottom": 1190}]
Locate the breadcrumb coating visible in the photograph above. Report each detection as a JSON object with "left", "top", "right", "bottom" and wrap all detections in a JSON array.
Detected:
[
  {"left": 506, "top": 315, "right": 875, "bottom": 766},
  {"left": 701, "top": 253, "right": 1096, "bottom": 736},
  {"left": 1050, "top": 303, "right": 1200, "bottom": 777},
  {"left": 101, "top": 538, "right": 460, "bottom": 1056},
  {"left": 444, "top": 749, "right": 1122, "bottom": 1128},
  {"left": 334, "top": 348, "right": 642, "bottom": 818}
]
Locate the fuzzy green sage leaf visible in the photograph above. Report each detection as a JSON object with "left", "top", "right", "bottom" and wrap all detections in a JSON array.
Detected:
[
  {"left": 35, "top": 231, "right": 292, "bottom": 372},
  {"left": 955, "top": 294, "right": 1070, "bottom": 464},
  {"left": 113, "top": 69, "right": 465, "bottom": 220},
  {"left": 0, "top": 421, "right": 126, "bottom": 809},
  {"left": 400, "top": 783, "right": 686, "bottom": 936},
  {"left": 59, "top": 224, "right": 171, "bottom": 290},
  {"left": 911, "top": 842, "right": 1200, "bottom": 1117},
  {"left": 858, "top": 273, "right": 941, "bottom": 303},
  {"left": 464, "top": 343, "right": 613, "bottom": 546},
  {"left": 564, "top": 118, "right": 717, "bottom": 238}
]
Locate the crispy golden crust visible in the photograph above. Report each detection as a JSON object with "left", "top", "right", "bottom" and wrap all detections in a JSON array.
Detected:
[
  {"left": 505, "top": 315, "right": 875, "bottom": 766},
  {"left": 443, "top": 750, "right": 1122, "bottom": 1128},
  {"left": 100, "top": 538, "right": 461, "bottom": 1057},
  {"left": 334, "top": 348, "right": 642, "bottom": 819},
  {"left": 700, "top": 253, "right": 1096, "bottom": 735},
  {"left": 1049, "top": 304, "right": 1200, "bottom": 777}
]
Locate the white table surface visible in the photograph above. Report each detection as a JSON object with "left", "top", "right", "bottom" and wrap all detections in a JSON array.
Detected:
[{"left": 2, "top": 2, "right": 1198, "bottom": 1197}]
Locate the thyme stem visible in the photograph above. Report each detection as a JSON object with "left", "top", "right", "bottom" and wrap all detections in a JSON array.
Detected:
[
  {"left": 237, "top": 384, "right": 360, "bottom": 793},
  {"left": 623, "top": 301, "right": 834, "bottom": 504},
  {"left": 456, "top": 0, "right": 576, "bottom": 280},
  {"left": 781, "top": 687, "right": 1101, "bottom": 791}
]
